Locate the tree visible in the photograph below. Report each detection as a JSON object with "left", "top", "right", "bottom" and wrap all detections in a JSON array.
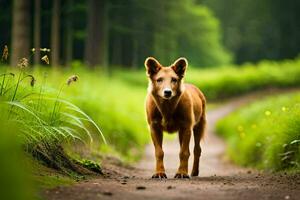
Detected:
[
  {"left": 200, "top": 0, "right": 300, "bottom": 63},
  {"left": 11, "top": 0, "right": 31, "bottom": 66},
  {"left": 64, "top": 0, "right": 74, "bottom": 67},
  {"left": 51, "top": 0, "right": 61, "bottom": 67},
  {"left": 84, "top": 0, "right": 108, "bottom": 68},
  {"left": 33, "top": 0, "right": 41, "bottom": 66}
]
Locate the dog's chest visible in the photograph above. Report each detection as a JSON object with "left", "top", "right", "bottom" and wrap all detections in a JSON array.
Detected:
[{"left": 161, "top": 116, "right": 179, "bottom": 133}]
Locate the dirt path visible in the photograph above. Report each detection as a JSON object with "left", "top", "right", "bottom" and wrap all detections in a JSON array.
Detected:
[{"left": 44, "top": 92, "right": 300, "bottom": 200}]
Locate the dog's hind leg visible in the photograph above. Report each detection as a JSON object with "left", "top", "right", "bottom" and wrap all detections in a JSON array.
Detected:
[{"left": 191, "top": 116, "right": 206, "bottom": 176}]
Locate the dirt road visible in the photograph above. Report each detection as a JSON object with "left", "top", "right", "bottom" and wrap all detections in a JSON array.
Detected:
[{"left": 44, "top": 93, "right": 300, "bottom": 200}]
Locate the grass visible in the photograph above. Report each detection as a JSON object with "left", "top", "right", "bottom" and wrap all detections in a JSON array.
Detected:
[
  {"left": 1, "top": 58, "right": 300, "bottom": 162},
  {"left": 41, "top": 68, "right": 149, "bottom": 161},
  {"left": 216, "top": 92, "right": 300, "bottom": 171},
  {"left": 0, "top": 56, "right": 300, "bottom": 196},
  {"left": 113, "top": 58, "right": 300, "bottom": 100},
  {"left": 0, "top": 122, "right": 36, "bottom": 200}
]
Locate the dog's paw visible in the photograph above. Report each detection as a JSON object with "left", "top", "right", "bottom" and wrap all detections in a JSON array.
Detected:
[
  {"left": 174, "top": 173, "right": 190, "bottom": 179},
  {"left": 191, "top": 170, "right": 199, "bottom": 177},
  {"left": 152, "top": 172, "right": 167, "bottom": 179}
]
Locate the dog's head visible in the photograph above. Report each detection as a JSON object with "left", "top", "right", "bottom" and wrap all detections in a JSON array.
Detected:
[{"left": 145, "top": 57, "right": 188, "bottom": 100}]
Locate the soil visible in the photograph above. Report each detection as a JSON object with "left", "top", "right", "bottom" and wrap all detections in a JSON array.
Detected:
[{"left": 43, "top": 91, "right": 300, "bottom": 200}]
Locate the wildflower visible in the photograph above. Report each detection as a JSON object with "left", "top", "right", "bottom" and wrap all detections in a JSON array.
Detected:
[
  {"left": 1, "top": 45, "right": 8, "bottom": 61},
  {"left": 18, "top": 58, "right": 28, "bottom": 69},
  {"left": 239, "top": 132, "right": 245, "bottom": 138},
  {"left": 41, "top": 55, "right": 50, "bottom": 64},
  {"left": 67, "top": 75, "right": 79, "bottom": 85},
  {"left": 237, "top": 125, "right": 243, "bottom": 132},
  {"left": 265, "top": 110, "right": 271, "bottom": 116},
  {"left": 40, "top": 48, "right": 50, "bottom": 52},
  {"left": 31, "top": 48, "right": 36, "bottom": 52},
  {"left": 281, "top": 106, "right": 286, "bottom": 112}
]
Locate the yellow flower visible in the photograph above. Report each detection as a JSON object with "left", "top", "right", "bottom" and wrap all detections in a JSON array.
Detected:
[
  {"left": 240, "top": 132, "right": 246, "bottom": 138},
  {"left": 281, "top": 107, "right": 286, "bottom": 112},
  {"left": 237, "top": 125, "right": 243, "bottom": 132},
  {"left": 265, "top": 110, "right": 271, "bottom": 116}
]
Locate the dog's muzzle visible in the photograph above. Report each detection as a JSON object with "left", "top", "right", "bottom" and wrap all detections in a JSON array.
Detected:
[{"left": 163, "top": 89, "right": 172, "bottom": 98}]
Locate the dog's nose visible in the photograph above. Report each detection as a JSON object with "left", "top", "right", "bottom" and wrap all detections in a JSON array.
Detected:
[{"left": 164, "top": 89, "right": 172, "bottom": 98}]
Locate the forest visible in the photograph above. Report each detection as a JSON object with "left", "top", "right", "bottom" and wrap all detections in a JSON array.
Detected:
[
  {"left": 0, "top": 0, "right": 300, "bottom": 200},
  {"left": 2, "top": 0, "right": 300, "bottom": 69}
]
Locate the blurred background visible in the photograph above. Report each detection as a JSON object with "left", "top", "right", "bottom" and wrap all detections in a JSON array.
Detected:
[
  {"left": 1, "top": 0, "right": 300, "bottom": 69},
  {"left": 0, "top": 0, "right": 300, "bottom": 199}
]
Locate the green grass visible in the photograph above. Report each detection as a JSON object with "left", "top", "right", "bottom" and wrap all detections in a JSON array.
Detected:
[
  {"left": 0, "top": 122, "right": 36, "bottom": 200},
  {"left": 42, "top": 68, "right": 149, "bottom": 160},
  {"left": 113, "top": 58, "right": 300, "bottom": 100},
  {"left": 1, "top": 58, "right": 300, "bottom": 162},
  {"left": 216, "top": 92, "right": 300, "bottom": 171}
]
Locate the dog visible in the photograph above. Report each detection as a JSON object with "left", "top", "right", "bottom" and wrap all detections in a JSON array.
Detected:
[{"left": 145, "top": 57, "right": 206, "bottom": 179}]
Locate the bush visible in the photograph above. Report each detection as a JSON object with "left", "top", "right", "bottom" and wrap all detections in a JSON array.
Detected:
[
  {"left": 114, "top": 58, "right": 300, "bottom": 101},
  {"left": 216, "top": 92, "right": 300, "bottom": 171}
]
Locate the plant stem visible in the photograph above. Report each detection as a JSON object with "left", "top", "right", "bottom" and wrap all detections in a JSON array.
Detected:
[
  {"left": 0, "top": 74, "right": 5, "bottom": 96},
  {"left": 50, "top": 83, "right": 65, "bottom": 123},
  {"left": 11, "top": 70, "right": 23, "bottom": 102}
]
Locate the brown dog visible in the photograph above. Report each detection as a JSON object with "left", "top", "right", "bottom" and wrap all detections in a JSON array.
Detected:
[{"left": 145, "top": 57, "right": 206, "bottom": 179}]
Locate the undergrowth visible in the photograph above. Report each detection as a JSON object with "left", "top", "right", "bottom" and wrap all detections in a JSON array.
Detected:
[
  {"left": 0, "top": 51, "right": 106, "bottom": 177},
  {"left": 217, "top": 92, "right": 300, "bottom": 171}
]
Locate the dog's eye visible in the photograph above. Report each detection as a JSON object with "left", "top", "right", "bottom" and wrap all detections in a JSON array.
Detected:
[
  {"left": 171, "top": 78, "right": 178, "bottom": 83},
  {"left": 157, "top": 78, "right": 163, "bottom": 83}
]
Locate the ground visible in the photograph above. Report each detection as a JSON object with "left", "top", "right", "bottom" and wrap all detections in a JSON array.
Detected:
[{"left": 43, "top": 92, "right": 300, "bottom": 200}]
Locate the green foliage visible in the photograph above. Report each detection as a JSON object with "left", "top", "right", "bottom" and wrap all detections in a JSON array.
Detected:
[
  {"left": 217, "top": 92, "right": 300, "bottom": 171},
  {"left": 0, "top": 121, "right": 35, "bottom": 200},
  {"left": 140, "top": 0, "right": 232, "bottom": 67},
  {"left": 54, "top": 69, "right": 149, "bottom": 159},
  {"left": 74, "top": 159, "right": 102, "bottom": 174},
  {"left": 1, "top": 58, "right": 300, "bottom": 162},
  {"left": 188, "top": 59, "right": 300, "bottom": 100},
  {"left": 0, "top": 67, "right": 105, "bottom": 148},
  {"left": 201, "top": 0, "right": 300, "bottom": 63},
  {"left": 113, "top": 58, "right": 300, "bottom": 101}
]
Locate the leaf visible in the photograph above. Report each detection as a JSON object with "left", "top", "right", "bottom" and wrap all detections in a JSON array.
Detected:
[{"left": 290, "top": 140, "right": 300, "bottom": 145}]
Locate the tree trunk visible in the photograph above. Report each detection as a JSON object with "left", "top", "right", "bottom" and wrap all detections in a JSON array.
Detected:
[
  {"left": 33, "top": 0, "right": 41, "bottom": 66},
  {"left": 51, "top": 0, "right": 61, "bottom": 67},
  {"left": 84, "top": 0, "right": 108, "bottom": 68},
  {"left": 11, "top": 0, "right": 31, "bottom": 67},
  {"left": 65, "top": 0, "right": 73, "bottom": 67},
  {"left": 111, "top": 34, "right": 122, "bottom": 66}
]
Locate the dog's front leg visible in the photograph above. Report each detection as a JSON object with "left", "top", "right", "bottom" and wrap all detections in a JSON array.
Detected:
[
  {"left": 150, "top": 123, "right": 167, "bottom": 179},
  {"left": 175, "top": 126, "right": 192, "bottom": 178}
]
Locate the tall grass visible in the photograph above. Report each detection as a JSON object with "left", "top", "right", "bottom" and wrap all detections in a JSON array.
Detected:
[
  {"left": 0, "top": 56, "right": 109, "bottom": 177},
  {"left": 0, "top": 67, "right": 105, "bottom": 148},
  {"left": 217, "top": 92, "right": 300, "bottom": 171},
  {"left": 39, "top": 68, "right": 149, "bottom": 160}
]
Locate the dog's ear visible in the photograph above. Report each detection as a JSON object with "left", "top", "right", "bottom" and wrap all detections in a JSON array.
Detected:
[
  {"left": 145, "top": 57, "right": 162, "bottom": 77},
  {"left": 172, "top": 57, "right": 188, "bottom": 78}
]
